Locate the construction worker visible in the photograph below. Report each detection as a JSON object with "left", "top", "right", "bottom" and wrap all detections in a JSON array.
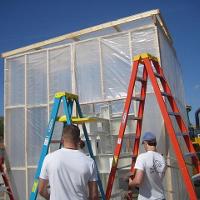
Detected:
[
  {"left": 128, "top": 131, "right": 166, "bottom": 200},
  {"left": 38, "top": 124, "right": 98, "bottom": 200}
]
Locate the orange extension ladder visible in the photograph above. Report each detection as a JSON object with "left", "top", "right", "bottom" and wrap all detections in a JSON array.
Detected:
[{"left": 105, "top": 53, "right": 200, "bottom": 200}]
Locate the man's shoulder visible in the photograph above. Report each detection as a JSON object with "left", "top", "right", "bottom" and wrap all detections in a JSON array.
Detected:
[
  {"left": 78, "top": 152, "right": 94, "bottom": 163},
  {"left": 137, "top": 152, "right": 149, "bottom": 159},
  {"left": 45, "top": 149, "right": 62, "bottom": 160}
]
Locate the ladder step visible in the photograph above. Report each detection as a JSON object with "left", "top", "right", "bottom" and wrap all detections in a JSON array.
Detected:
[
  {"left": 132, "top": 96, "right": 144, "bottom": 101},
  {"left": 176, "top": 132, "right": 188, "bottom": 137},
  {"left": 130, "top": 116, "right": 142, "bottom": 121},
  {"left": 154, "top": 72, "right": 164, "bottom": 79},
  {"left": 119, "top": 155, "right": 132, "bottom": 159},
  {"left": 168, "top": 112, "right": 180, "bottom": 116},
  {"left": 117, "top": 164, "right": 131, "bottom": 170},
  {"left": 184, "top": 152, "right": 200, "bottom": 158},
  {"left": 57, "top": 116, "right": 97, "bottom": 123},
  {"left": 161, "top": 92, "right": 171, "bottom": 98},
  {"left": 119, "top": 155, "right": 137, "bottom": 160},
  {"left": 51, "top": 140, "right": 61, "bottom": 144},
  {"left": 136, "top": 77, "right": 146, "bottom": 83},
  {"left": 192, "top": 173, "right": 200, "bottom": 182}
]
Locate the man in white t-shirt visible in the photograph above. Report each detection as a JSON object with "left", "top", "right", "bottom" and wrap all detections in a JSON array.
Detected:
[
  {"left": 129, "top": 131, "right": 166, "bottom": 200},
  {"left": 38, "top": 124, "right": 98, "bottom": 200}
]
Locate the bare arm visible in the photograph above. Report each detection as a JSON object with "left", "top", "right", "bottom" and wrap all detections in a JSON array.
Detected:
[
  {"left": 88, "top": 181, "right": 98, "bottom": 200},
  {"left": 38, "top": 178, "right": 50, "bottom": 200},
  {"left": 129, "top": 169, "right": 144, "bottom": 188}
]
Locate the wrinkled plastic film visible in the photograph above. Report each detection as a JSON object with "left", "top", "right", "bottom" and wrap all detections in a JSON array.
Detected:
[
  {"left": 27, "top": 107, "right": 47, "bottom": 165},
  {"left": 75, "top": 40, "right": 102, "bottom": 102},
  {"left": 5, "top": 56, "right": 25, "bottom": 106},
  {"left": 5, "top": 108, "right": 25, "bottom": 167},
  {"left": 101, "top": 33, "right": 131, "bottom": 99},
  {"left": 158, "top": 28, "right": 187, "bottom": 120},
  {"left": 27, "top": 51, "right": 47, "bottom": 105},
  {"left": 49, "top": 46, "right": 72, "bottom": 101}
]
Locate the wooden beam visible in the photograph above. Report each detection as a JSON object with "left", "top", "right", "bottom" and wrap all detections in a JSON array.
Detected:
[
  {"left": 1, "top": 9, "right": 160, "bottom": 58},
  {"left": 157, "top": 13, "right": 173, "bottom": 43},
  {"left": 113, "top": 25, "right": 121, "bottom": 32}
]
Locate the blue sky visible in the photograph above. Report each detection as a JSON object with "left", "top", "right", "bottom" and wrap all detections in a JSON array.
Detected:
[{"left": 0, "top": 0, "right": 199, "bottom": 124}]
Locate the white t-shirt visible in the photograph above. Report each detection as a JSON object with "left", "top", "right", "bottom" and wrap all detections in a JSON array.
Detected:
[
  {"left": 134, "top": 151, "right": 166, "bottom": 200},
  {"left": 39, "top": 148, "right": 98, "bottom": 200}
]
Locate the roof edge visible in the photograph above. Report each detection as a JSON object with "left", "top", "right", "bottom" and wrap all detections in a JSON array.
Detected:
[{"left": 1, "top": 9, "right": 160, "bottom": 58}]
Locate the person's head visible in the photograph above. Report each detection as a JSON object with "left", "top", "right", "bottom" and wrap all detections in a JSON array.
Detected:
[
  {"left": 141, "top": 132, "right": 157, "bottom": 151},
  {"left": 62, "top": 124, "right": 80, "bottom": 147}
]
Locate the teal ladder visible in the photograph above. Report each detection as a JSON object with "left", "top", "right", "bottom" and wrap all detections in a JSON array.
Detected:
[{"left": 29, "top": 92, "right": 105, "bottom": 200}]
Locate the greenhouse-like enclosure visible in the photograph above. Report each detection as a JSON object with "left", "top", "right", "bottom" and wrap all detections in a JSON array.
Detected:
[{"left": 1, "top": 9, "right": 192, "bottom": 200}]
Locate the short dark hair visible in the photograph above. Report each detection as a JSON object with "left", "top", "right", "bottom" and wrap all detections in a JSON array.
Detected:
[
  {"left": 147, "top": 140, "right": 157, "bottom": 146},
  {"left": 62, "top": 124, "right": 80, "bottom": 143}
]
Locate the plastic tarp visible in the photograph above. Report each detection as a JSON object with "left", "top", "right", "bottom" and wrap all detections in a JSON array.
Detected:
[
  {"left": 5, "top": 56, "right": 25, "bottom": 106},
  {"left": 49, "top": 46, "right": 72, "bottom": 101}
]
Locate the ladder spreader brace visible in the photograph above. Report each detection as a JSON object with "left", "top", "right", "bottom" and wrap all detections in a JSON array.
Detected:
[
  {"left": 29, "top": 92, "right": 106, "bottom": 200},
  {"left": 105, "top": 53, "right": 200, "bottom": 200}
]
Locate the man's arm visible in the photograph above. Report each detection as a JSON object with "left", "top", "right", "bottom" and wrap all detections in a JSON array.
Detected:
[
  {"left": 129, "top": 169, "right": 144, "bottom": 188},
  {"left": 88, "top": 181, "right": 98, "bottom": 200},
  {"left": 38, "top": 178, "right": 50, "bottom": 200}
]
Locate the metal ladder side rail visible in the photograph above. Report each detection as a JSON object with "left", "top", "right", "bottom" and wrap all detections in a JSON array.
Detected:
[
  {"left": 106, "top": 53, "right": 199, "bottom": 200},
  {"left": 130, "top": 65, "right": 148, "bottom": 172},
  {"left": 75, "top": 99, "right": 106, "bottom": 200},
  {"left": 30, "top": 96, "right": 62, "bottom": 200},
  {"left": 143, "top": 56, "right": 198, "bottom": 200},
  {"left": 105, "top": 59, "right": 140, "bottom": 199},
  {"left": 152, "top": 60, "right": 200, "bottom": 173}
]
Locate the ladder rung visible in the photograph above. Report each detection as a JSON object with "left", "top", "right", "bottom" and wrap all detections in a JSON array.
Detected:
[
  {"left": 168, "top": 112, "right": 180, "bottom": 116},
  {"left": 154, "top": 72, "right": 163, "bottom": 79},
  {"left": 192, "top": 173, "right": 200, "bottom": 182},
  {"left": 161, "top": 92, "right": 171, "bottom": 98},
  {"left": 132, "top": 96, "right": 144, "bottom": 101},
  {"left": 184, "top": 152, "right": 199, "bottom": 158},
  {"left": 130, "top": 116, "right": 142, "bottom": 121},
  {"left": 176, "top": 132, "right": 188, "bottom": 137},
  {"left": 119, "top": 155, "right": 132, "bottom": 159},
  {"left": 51, "top": 140, "right": 61, "bottom": 144},
  {"left": 117, "top": 164, "right": 131, "bottom": 170},
  {"left": 118, "top": 155, "right": 137, "bottom": 164},
  {"left": 56, "top": 116, "right": 97, "bottom": 123},
  {"left": 136, "top": 77, "right": 146, "bottom": 82}
]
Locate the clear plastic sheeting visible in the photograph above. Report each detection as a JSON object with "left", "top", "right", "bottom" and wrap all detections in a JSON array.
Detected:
[
  {"left": 101, "top": 33, "right": 131, "bottom": 99},
  {"left": 5, "top": 108, "right": 25, "bottom": 167},
  {"left": 4, "top": 12, "right": 189, "bottom": 199},
  {"left": 119, "top": 16, "right": 154, "bottom": 31},
  {"left": 49, "top": 46, "right": 72, "bottom": 101},
  {"left": 76, "top": 40, "right": 102, "bottom": 102},
  {"left": 27, "top": 107, "right": 47, "bottom": 165},
  {"left": 158, "top": 28, "right": 187, "bottom": 122},
  {"left": 5, "top": 56, "right": 25, "bottom": 106},
  {"left": 27, "top": 51, "right": 47, "bottom": 105},
  {"left": 131, "top": 27, "right": 158, "bottom": 57},
  {"left": 11, "top": 170, "right": 26, "bottom": 200},
  {"left": 79, "top": 27, "right": 116, "bottom": 41}
]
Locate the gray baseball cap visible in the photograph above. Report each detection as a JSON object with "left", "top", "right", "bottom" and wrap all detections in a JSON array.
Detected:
[{"left": 142, "top": 131, "right": 156, "bottom": 144}]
